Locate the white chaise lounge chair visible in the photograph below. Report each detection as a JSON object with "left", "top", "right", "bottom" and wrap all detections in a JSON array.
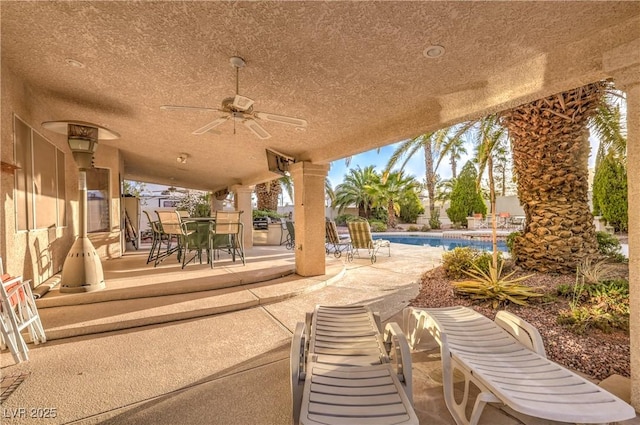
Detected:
[
  {"left": 291, "top": 305, "right": 418, "bottom": 425},
  {"left": 403, "top": 306, "right": 636, "bottom": 425}
]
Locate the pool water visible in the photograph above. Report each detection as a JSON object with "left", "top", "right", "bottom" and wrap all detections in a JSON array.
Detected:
[{"left": 373, "top": 234, "right": 508, "bottom": 252}]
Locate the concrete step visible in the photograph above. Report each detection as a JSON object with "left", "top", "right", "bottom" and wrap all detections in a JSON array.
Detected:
[{"left": 37, "top": 264, "right": 346, "bottom": 340}]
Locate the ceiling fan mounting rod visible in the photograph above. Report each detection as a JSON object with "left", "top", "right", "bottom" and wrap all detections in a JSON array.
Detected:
[{"left": 230, "top": 56, "right": 245, "bottom": 96}]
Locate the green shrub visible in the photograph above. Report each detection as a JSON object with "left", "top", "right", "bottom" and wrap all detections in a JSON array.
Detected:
[
  {"left": 369, "top": 221, "right": 387, "bottom": 232},
  {"left": 592, "top": 153, "right": 627, "bottom": 232},
  {"left": 596, "top": 231, "right": 622, "bottom": 257},
  {"left": 370, "top": 208, "right": 388, "bottom": 223},
  {"left": 420, "top": 225, "right": 430, "bottom": 232},
  {"left": 335, "top": 214, "right": 358, "bottom": 225},
  {"left": 442, "top": 247, "right": 477, "bottom": 279},
  {"left": 557, "top": 265, "right": 630, "bottom": 334},
  {"left": 505, "top": 231, "right": 521, "bottom": 258},
  {"left": 252, "top": 209, "right": 284, "bottom": 219},
  {"left": 399, "top": 196, "right": 425, "bottom": 224},
  {"left": 429, "top": 215, "right": 441, "bottom": 230},
  {"left": 406, "top": 225, "right": 420, "bottom": 232},
  {"left": 442, "top": 247, "right": 505, "bottom": 280},
  {"left": 556, "top": 283, "right": 573, "bottom": 297},
  {"left": 474, "top": 251, "right": 504, "bottom": 275},
  {"left": 446, "top": 162, "right": 486, "bottom": 226}
]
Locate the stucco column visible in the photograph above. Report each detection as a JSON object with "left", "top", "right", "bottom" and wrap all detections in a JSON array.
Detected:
[
  {"left": 210, "top": 197, "right": 225, "bottom": 213},
  {"left": 623, "top": 77, "right": 640, "bottom": 409},
  {"left": 605, "top": 40, "right": 640, "bottom": 408},
  {"left": 230, "top": 185, "right": 254, "bottom": 250},
  {"left": 289, "top": 161, "right": 329, "bottom": 277}
]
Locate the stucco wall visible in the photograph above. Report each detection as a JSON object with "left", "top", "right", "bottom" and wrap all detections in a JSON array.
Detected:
[
  {"left": 1, "top": 62, "right": 74, "bottom": 284},
  {"left": 0, "top": 61, "right": 124, "bottom": 285}
]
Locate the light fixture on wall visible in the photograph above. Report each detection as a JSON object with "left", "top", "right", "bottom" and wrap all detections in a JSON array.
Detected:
[
  {"left": 177, "top": 153, "right": 189, "bottom": 164},
  {"left": 41, "top": 120, "right": 120, "bottom": 293}
]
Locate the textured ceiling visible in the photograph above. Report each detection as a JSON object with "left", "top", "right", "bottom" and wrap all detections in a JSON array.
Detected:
[{"left": 2, "top": 1, "right": 639, "bottom": 191}]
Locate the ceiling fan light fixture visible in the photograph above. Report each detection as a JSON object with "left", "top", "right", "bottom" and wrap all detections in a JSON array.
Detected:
[
  {"left": 229, "top": 56, "right": 246, "bottom": 69},
  {"left": 232, "top": 94, "right": 254, "bottom": 111},
  {"left": 177, "top": 153, "right": 189, "bottom": 164}
]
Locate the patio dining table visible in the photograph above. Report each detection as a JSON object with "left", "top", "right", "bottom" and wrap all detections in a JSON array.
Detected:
[{"left": 183, "top": 217, "right": 215, "bottom": 265}]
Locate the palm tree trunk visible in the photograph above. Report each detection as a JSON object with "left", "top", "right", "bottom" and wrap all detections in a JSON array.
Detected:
[
  {"left": 387, "top": 199, "right": 397, "bottom": 228},
  {"left": 255, "top": 180, "right": 281, "bottom": 211},
  {"left": 487, "top": 154, "right": 498, "bottom": 269},
  {"left": 424, "top": 142, "right": 436, "bottom": 219},
  {"left": 501, "top": 83, "right": 605, "bottom": 273}
]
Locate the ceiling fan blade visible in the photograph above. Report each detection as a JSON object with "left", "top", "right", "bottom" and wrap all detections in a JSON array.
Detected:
[
  {"left": 243, "top": 119, "right": 271, "bottom": 139},
  {"left": 255, "top": 112, "right": 307, "bottom": 127},
  {"left": 233, "top": 95, "right": 254, "bottom": 111},
  {"left": 193, "top": 116, "right": 229, "bottom": 135},
  {"left": 160, "top": 105, "right": 220, "bottom": 112}
]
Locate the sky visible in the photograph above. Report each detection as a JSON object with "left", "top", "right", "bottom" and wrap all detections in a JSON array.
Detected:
[{"left": 326, "top": 134, "right": 601, "bottom": 193}]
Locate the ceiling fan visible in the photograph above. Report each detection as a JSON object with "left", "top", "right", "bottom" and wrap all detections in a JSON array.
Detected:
[
  {"left": 151, "top": 186, "right": 189, "bottom": 197},
  {"left": 160, "top": 56, "right": 308, "bottom": 140}
]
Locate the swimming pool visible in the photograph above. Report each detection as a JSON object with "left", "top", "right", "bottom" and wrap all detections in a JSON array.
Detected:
[{"left": 373, "top": 234, "right": 508, "bottom": 252}]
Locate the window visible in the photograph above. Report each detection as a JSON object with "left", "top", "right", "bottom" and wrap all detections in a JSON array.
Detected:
[
  {"left": 86, "top": 168, "right": 110, "bottom": 233},
  {"left": 14, "top": 115, "right": 66, "bottom": 231},
  {"left": 161, "top": 199, "right": 178, "bottom": 208}
]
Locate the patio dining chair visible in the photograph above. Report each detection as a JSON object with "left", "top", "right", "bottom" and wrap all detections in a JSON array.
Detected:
[
  {"left": 498, "top": 212, "right": 511, "bottom": 229},
  {"left": 155, "top": 210, "right": 197, "bottom": 268},
  {"left": 473, "top": 213, "right": 489, "bottom": 229},
  {"left": 143, "top": 210, "right": 164, "bottom": 264},
  {"left": 209, "top": 210, "right": 245, "bottom": 268},
  {"left": 285, "top": 221, "right": 295, "bottom": 250},
  {"left": 346, "top": 219, "right": 390, "bottom": 263},
  {"left": 325, "top": 220, "right": 351, "bottom": 258}
]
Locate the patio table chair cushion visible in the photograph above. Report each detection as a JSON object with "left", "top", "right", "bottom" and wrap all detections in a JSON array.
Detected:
[
  {"left": 209, "top": 210, "right": 245, "bottom": 267},
  {"left": 324, "top": 220, "right": 351, "bottom": 258},
  {"left": 155, "top": 210, "right": 196, "bottom": 268},
  {"left": 403, "top": 306, "right": 637, "bottom": 425},
  {"left": 346, "top": 220, "right": 390, "bottom": 263}
]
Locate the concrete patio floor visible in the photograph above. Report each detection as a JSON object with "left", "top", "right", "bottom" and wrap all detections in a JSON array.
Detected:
[{"left": 0, "top": 243, "right": 637, "bottom": 424}]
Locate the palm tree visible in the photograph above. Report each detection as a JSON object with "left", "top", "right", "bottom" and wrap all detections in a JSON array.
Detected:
[
  {"left": 334, "top": 165, "right": 377, "bottom": 218},
  {"left": 500, "top": 82, "right": 606, "bottom": 273},
  {"left": 473, "top": 115, "right": 508, "bottom": 268},
  {"left": 386, "top": 131, "right": 444, "bottom": 222},
  {"left": 365, "top": 170, "right": 420, "bottom": 228},
  {"left": 439, "top": 132, "right": 468, "bottom": 179},
  {"left": 591, "top": 85, "right": 626, "bottom": 166},
  {"left": 491, "top": 139, "right": 511, "bottom": 196}
]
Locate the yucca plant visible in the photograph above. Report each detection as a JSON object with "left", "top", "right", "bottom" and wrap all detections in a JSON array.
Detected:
[{"left": 453, "top": 262, "right": 540, "bottom": 308}]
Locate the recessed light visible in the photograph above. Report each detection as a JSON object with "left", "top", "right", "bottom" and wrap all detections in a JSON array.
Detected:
[
  {"left": 423, "top": 45, "right": 445, "bottom": 59},
  {"left": 65, "top": 58, "right": 85, "bottom": 68},
  {"left": 295, "top": 127, "right": 306, "bottom": 132}
]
